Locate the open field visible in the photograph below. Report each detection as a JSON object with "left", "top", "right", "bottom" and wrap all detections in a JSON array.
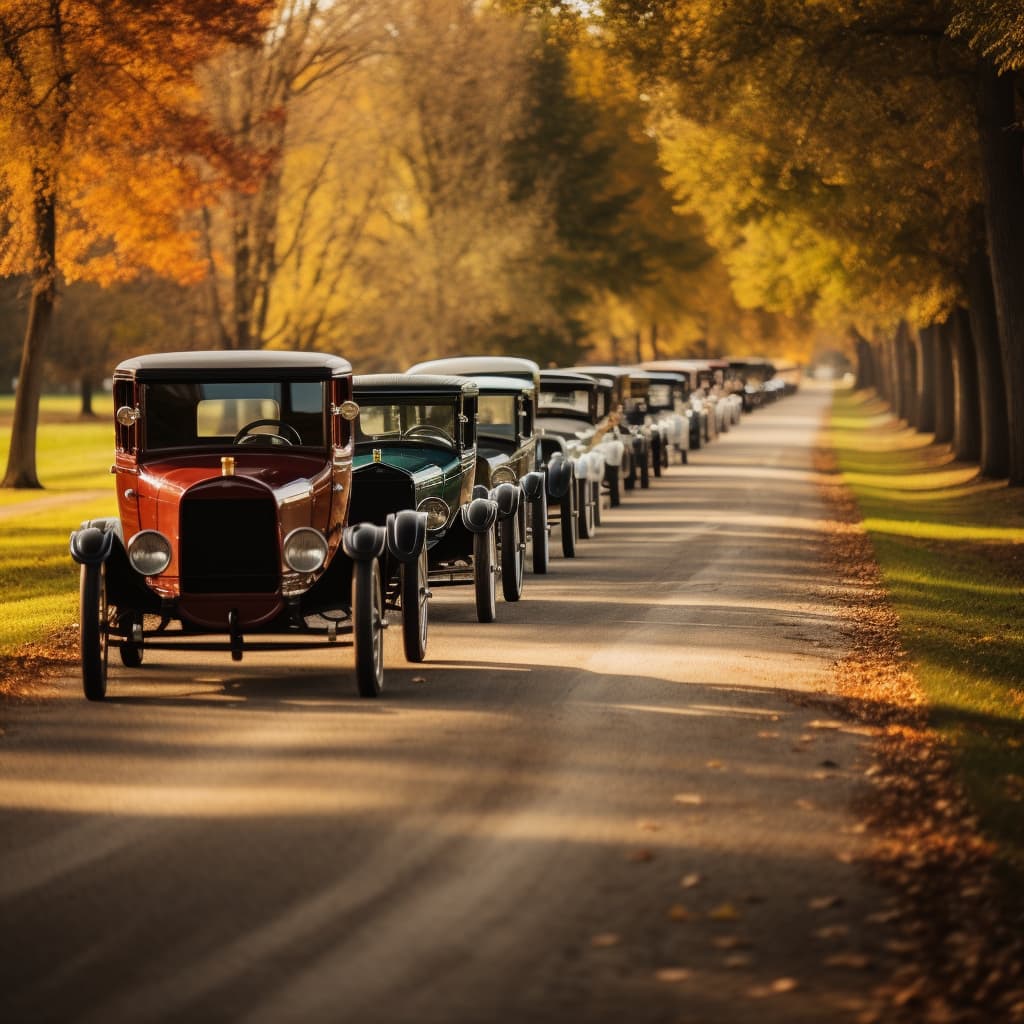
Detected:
[
  {"left": 830, "top": 389, "right": 1024, "bottom": 868},
  {"left": 0, "top": 396, "right": 116, "bottom": 652}
]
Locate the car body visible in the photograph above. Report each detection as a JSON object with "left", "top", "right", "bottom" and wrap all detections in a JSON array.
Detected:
[
  {"left": 351, "top": 373, "right": 538, "bottom": 617},
  {"left": 69, "top": 350, "right": 410, "bottom": 700}
]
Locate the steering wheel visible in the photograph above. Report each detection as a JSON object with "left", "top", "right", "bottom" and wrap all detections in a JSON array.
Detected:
[
  {"left": 233, "top": 418, "right": 302, "bottom": 447},
  {"left": 405, "top": 423, "right": 454, "bottom": 445}
]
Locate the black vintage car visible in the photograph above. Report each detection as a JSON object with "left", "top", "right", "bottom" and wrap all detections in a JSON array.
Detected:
[
  {"left": 632, "top": 367, "right": 692, "bottom": 466},
  {"left": 350, "top": 374, "right": 536, "bottom": 622},
  {"left": 405, "top": 356, "right": 572, "bottom": 563},
  {"left": 68, "top": 350, "right": 411, "bottom": 701}
]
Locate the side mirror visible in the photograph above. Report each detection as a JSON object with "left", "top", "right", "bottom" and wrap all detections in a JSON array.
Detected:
[
  {"left": 116, "top": 405, "right": 140, "bottom": 426},
  {"left": 332, "top": 401, "right": 360, "bottom": 420}
]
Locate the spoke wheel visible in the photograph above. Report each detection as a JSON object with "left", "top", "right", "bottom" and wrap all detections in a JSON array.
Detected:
[
  {"left": 560, "top": 484, "right": 578, "bottom": 558},
  {"left": 400, "top": 549, "right": 429, "bottom": 662},
  {"left": 577, "top": 478, "right": 595, "bottom": 539},
  {"left": 353, "top": 559, "right": 384, "bottom": 697},
  {"left": 473, "top": 527, "right": 497, "bottom": 622},
  {"left": 80, "top": 562, "right": 109, "bottom": 701},
  {"left": 500, "top": 510, "right": 524, "bottom": 602},
  {"left": 529, "top": 491, "right": 549, "bottom": 574}
]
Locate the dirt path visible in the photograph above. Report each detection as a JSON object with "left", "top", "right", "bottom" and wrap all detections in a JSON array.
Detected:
[{"left": 0, "top": 386, "right": 900, "bottom": 1023}]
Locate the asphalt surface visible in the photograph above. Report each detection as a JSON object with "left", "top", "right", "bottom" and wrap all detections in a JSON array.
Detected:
[{"left": 0, "top": 384, "right": 893, "bottom": 1024}]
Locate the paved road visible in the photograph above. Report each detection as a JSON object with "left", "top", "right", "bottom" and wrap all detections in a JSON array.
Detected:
[{"left": 0, "top": 385, "right": 892, "bottom": 1024}]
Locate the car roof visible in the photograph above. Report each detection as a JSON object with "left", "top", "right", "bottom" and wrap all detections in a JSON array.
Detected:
[
  {"left": 539, "top": 370, "right": 598, "bottom": 387},
  {"left": 406, "top": 355, "right": 540, "bottom": 378},
  {"left": 353, "top": 373, "right": 479, "bottom": 397},
  {"left": 471, "top": 375, "right": 536, "bottom": 395},
  {"left": 114, "top": 349, "right": 352, "bottom": 382},
  {"left": 627, "top": 367, "right": 687, "bottom": 383}
]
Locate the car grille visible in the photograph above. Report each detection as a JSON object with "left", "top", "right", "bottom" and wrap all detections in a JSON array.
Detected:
[
  {"left": 348, "top": 465, "right": 414, "bottom": 526},
  {"left": 180, "top": 495, "right": 279, "bottom": 594}
]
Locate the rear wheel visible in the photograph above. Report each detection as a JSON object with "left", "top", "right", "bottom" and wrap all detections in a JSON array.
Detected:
[
  {"left": 530, "top": 491, "right": 549, "bottom": 574},
  {"left": 117, "top": 611, "right": 144, "bottom": 668},
  {"left": 593, "top": 477, "right": 603, "bottom": 526},
  {"left": 560, "top": 484, "right": 578, "bottom": 558},
  {"left": 640, "top": 449, "right": 651, "bottom": 488},
  {"left": 606, "top": 465, "right": 620, "bottom": 508},
  {"left": 652, "top": 436, "right": 663, "bottom": 478},
  {"left": 400, "top": 549, "right": 429, "bottom": 662},
  {"left": 500, "top": 510, "right": 524, "bottom": 602},
  {"left": 474, "top": 527, "right": 497, "bottom": 622},
  {"left": 353, "top": 558, "right": 384, "bottom": 697},
  {"left": 577, "top": 478, "right": 595, "bottom": 540},
  {"left": 80, "top": 563, "right": 109, "bottom": 701}
]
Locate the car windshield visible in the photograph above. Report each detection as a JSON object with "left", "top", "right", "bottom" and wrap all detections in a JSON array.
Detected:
[
  {"left": 477, "top": 394, "right": 517, "bottom": 437},
  {"left": 538, "top": 388, "right": 591, "bottom": 418},
  {"left": 143, "top": 380, "right": 326, "bottom": 450},
  {"left": 648, "top": 384, "right": 673, "bottom": 409},
  {"left": 356, "top": 398, "right": 457, "bottom": 445}
]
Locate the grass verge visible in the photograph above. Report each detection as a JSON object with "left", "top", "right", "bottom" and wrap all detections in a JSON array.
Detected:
[{"left": 829, "top": 387, "right": 1024, "bottom": 868}]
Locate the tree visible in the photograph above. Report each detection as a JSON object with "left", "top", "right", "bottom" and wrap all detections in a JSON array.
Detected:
[{"left": 0, "top": 0, "right": 272, "bottom": 488}]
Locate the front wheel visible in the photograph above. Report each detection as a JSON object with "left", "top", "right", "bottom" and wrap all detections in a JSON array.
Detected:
[
  {"left": 353, "top": 558, "right": 384, "bottom": 697},
  {"left": 400, "top": 549, "right": 429, "bottom": 662},
  {"left": 530, "top": 491, "right": 549, "bottom": 574},
  {"left": 474, "top": 527, "right": 497, "bottom": 622},
  {"left": 80, "top": 562, "right": 109, "bottom": 701},
  {"left": 500, "top": 511, "right": 524, "bottom": 602}
]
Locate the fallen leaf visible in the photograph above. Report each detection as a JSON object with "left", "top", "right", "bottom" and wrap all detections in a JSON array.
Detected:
[
  {"left": 626, "top": 849, "right": 654, "bottom": 863},
  {"left": 679, "top": 872, "right": 703, "bottom": 889},
  {"left": 724, "top": 954, "right": 753, "bottom": 969},
  {"left": 795, "top": 798, "right": 817, "bottom": 811},
  {"left": 590, "top": 932, "right": 621, "bottom": 948},
  {"left": 673, "top": 793, "right": 704, "bottom": 806},
  {"left": 705, "top": 759, "right": 725, "bottom": 770},
  {"left": 757, "top": 730, "right": 780, "bottom": 739},
  {"left": 771, "top": 977, "right": 799, "bottom": 993},
  {"left": 708, "top": 902, "right": 740, "bottom": 921},
  {"left": 638, "top": 819, "right": 662, "bottom": 832},
  {"left": 712, "top": 935, "right": 750, "bottom": 950},
  {"left": 815, "top": 924, "right": 850, "bottom": 940},
  {"left": 667, "top": 904, "right": 690, "bottom": 922},
  {"left": 825, "top": 953, "right": 872, "bottom": 969},
  {"left": 654, "top": 967, "right": 691, "bottom": 983},
  {"left": 809, "top": 896, "right": 845, "bottom": 911},
  {"left": 809, "top": 720, "right": 843, "bottom": 730},
  {"left": 411, "top": 676, "right": 427, "bottom": 684}
]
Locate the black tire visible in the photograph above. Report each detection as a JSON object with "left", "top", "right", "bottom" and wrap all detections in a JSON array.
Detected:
[
  {"left": 640, "top": 449, "right": 651, "bottom": 488},
  {"left": 651, "top": 436, "right": 662, "bottom": 478},
  {"left": 500, "top": 510, "right": 524, "bottom": 602},
  {"left": 577, "top": 477, "right": 595, "bottom": 540},
  {"left": 560, "top": 484, "right": 578, "bottom": 558},
  {"left": 474, "top": 527, "right": 497, "bottom": 622},
  {"left": 530, "top": 491, "right": 549, "bottom": 574},
  {"left": 353, "top": 558, "right": 384, "bottom": 697},
  {"left": 80, "top": 562, "right": 109, "bottom": 701},
  {"left": 593, "top": 477, "right": 603, "bottom": 526},
  {"left": 117, "top": 612, "right": 144, "bottom": 668},
  {"left": 401, "top": 548, "right": 429, "bottom": 662},
  {"left": 624, "top": 450, "right": 636, "bottom": 491},
  {"left": 606, "top": 465, "right": 620, "bottom": 507}
]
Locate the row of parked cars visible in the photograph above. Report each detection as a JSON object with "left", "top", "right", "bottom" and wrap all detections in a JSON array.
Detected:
[{"left": 69, "top": 351, "right": 785, "bottom": 700}]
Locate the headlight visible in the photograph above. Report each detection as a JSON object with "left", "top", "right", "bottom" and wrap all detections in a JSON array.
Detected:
[
  {"left": 417, "top": 496, "right": 450, "bottom": 532},
  {"left": 490, "top": 466, "right": 517, "bottom": 485},
  {"left": 127, "top": 530, "right": 172, "bottom": 576},
  {"left": 283, "top": 528, "right": 328, "bottom": 573}
]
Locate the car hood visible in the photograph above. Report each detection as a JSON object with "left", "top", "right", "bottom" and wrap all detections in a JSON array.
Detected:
[{"left": 353, "top": 446, "right": 459, "bottom": 489}]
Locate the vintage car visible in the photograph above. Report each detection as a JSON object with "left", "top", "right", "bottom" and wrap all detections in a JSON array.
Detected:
[
  {"left": 405, "top": 356, "right": 572, "bottom": 563},
  {"left": 565, "top": 366, "right": 653, "bottom": 490},
  {"left": 69, "top": 351, "right": 416, "bottom": 701},
  {"left": 536, "top": 369, "right": 620, "bottom": 532},
  {"left": 642, "top": 359, "right": 720, "bottom": 448},
  {"left": 632, "top": 368, "right": 692, "bottom": 465},
  {"left": 350, "top": 374, "right": 540, "bottom": 619}
]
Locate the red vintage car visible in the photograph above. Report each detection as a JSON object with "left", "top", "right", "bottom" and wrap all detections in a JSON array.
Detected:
[{"left": 69, "top": 351, "right": 428, "bottom": 700}]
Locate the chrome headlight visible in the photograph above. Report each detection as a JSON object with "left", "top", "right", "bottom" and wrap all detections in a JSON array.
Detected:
[
  {"left": 417, "top": 496, "right": 450, "bottom": 532},
  {"left": 127, "top": 530, "right": 172, "bottom": 576},
  {"left": 490, "top": 466, "right": 517, "bottom": 485},
  {"left": 283, "top": 528, "right": 328, "bottom": 573}
]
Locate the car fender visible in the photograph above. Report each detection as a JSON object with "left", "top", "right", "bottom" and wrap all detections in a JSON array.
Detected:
[
  {"left": 342, "top": 521, "right": 387, "bottom": 561},
  {"left": 596, "top": 437, "right": 624, "bottom": 467},
  {"left": 489, "top": 481, "right": 520, "bottom": 520},
  {"left": 580, "top": 451, "right": 605, "bottom": 483},
  {"left": 460, "top": 496, "right": 498, "bottom": 534},
  {"left": 546, "top": 454, "right": 574, "bottom": 500},
  {"left": 385, "top": 510, "right": 427, "bottom": 564},
  {"left": 520, "top": 470, "right": 545, "bottom": 503},
  {"left": 69, "top": 518, "right": 122, "bottom": 565}
]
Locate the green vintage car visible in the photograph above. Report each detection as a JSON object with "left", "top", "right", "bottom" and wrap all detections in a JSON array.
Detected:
[{"left": 349, "top": 374, "right": 532, "bottom": 625}]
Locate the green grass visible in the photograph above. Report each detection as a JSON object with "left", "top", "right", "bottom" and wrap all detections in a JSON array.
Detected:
[
  {"left": 0, "top": 395, "right": 117, "bottom": 652},
  {"left": 831, "top": 388, "right": 1024, "bottom": 866}
]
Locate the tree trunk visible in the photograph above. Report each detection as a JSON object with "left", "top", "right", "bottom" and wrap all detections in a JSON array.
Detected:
[
  {"left": 932, "top": 319, "right": 954, "bottom": 445},
  {"left": 893, "top": 321, "right": 915, "bottom": 423},
  {"left": 965, "top": 236, "right": 1010, "bottom": 477},
  {"left": 79, "top": 374, "right": 95, "bottom": 418},
  {"left": 948, "top": 308, "right": 981, "bottom": 462},
  {"left": 634, "top": 329, "right": 643, "bottom": 363},
  {"left": 1, "top": 177, "right": 57, "bottom": 489},
  {"left": 977, "top": 64, "right": 1024, "bottom": 483},
  {"left": 915, "top": 325, "right": 936, "bottom": 434},
  {"left": 649, "top": 321, "right": 660, "bottom": 359},
  {"left": 852, "top": 328, "right": 874, "bottom": 389},
  {"left": 872, "top": 328, "right": 892, "bottom": 404}
]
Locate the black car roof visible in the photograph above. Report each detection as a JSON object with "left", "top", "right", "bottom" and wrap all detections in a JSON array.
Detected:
[
  {"left": 540, "top": 370, "right": 598, "bottom": 388},
  {"left": 353, "top": 373, "right": 479, "bottom": 397},
  {"left": 114, "top": 350, "right": 352, "bottom": 382}
]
